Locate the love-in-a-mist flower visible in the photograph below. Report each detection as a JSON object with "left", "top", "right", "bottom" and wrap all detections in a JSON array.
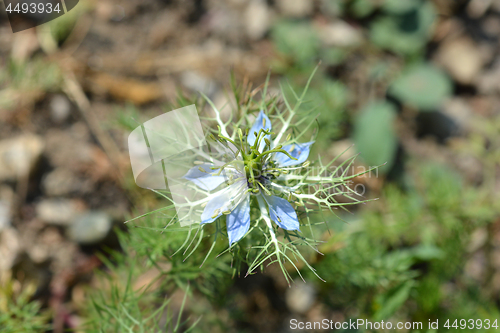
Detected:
[
  {"left": 128, "top": 69, "right": 378, "bottom": 283},
  {"left": 183, "top": 111, "right": 314, "bottom": 245}
]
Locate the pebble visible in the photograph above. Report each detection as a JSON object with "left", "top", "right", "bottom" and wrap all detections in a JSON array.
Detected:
[
  {"left": 441, "top": 98, "right": 472, "bottom": 132},
  {"left": 286, "top": 283, "right": 316, "bottom": 314},
  {"left": 0, "top": 186, "right": 14, "bottom": 231},
  {"left": 180, "top": 71, "right": 218, "bottom": 97},
  {"left": 0, "top": 134, "right": 44, "bottom": 181},
  {"left": 467, "top": 0, "right": 492, "bottom": 18},
  {"left": 44, "top": 125, "right": 93, "bottom": 170},
  {"left": 50, "top": 94, "right": 72, "bottom": 124},
  {"left": 276, "top": 0, "right": 313, "bottom": 18},
  {"left": 435, "top": 37, "right": 484, "bottom": 85},
  {"left": 68, "top": 211, "right": 113, "bottom": 244},
  {"left": 245, "top": 0, "right": 272, "bottom": 40},
  {"left": 42, "top": 168, "right": 83, "bottom": 196},
  {"left": 36, "top": 199, "right": 85, "bottom": 226},
  {"left": 0, "top": 228, "right": 20, "bottom": 271},
  {"left": 318, "top": 21, "right": 363, "bottom": 48},
  {"left": 0, "top": 201, "right": 11, "bottom": 231}
]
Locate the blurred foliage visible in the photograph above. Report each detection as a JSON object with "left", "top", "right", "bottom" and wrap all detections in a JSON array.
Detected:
[
  {"left": 81, "top": 214, "right": 234, "bottom": 332},
  {"left": 0, "top": 272, "right": 50, "bottom": 333},
  {"left": 308, "top": 162, "right": 500, "bottom": 329},
  {"left": 370, "top": 0, "right": 436, "bottom": 55},
  {"left": 0, "top": 58, "right": 62, "bottom": 109},
  {"left": 353, "top": 100, "right": 398, "bottom": 173},
  {"left": 389, "top": 64, "right": 453, "bottom": 110},
  {"left": 272, "top": 20, "right": 321, "bottom": 69}
]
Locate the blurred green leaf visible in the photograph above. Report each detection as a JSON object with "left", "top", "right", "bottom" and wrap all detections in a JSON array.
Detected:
[
  {"left": 410, "top": 244, "right": 444, "bottom": 261},
  {"left": 272, "top": 20, "right": 320, "bottom": 66},
  {"left": 353, "top": 101, "right": 397, "bottom": 173},
  {"left": 389, "top": 64, "right": 452, "bottom": 110},
  {"left": 320, "top": 47, "right": 347, "bottom": 66},
  {"left": 351, "top": 0, "right": 377, "bottom": 18},
  {"left": 321, "top": 0, "right": 348, "bottom": 17},
  {"left": 373, "top": 280, "right": 415, "bottom": 321},
  {"left": 382, "top": 0, "right": 422, "bottom": 14},
  {"left": 370, "top": 1, "right": 436, "bottom": 55}
]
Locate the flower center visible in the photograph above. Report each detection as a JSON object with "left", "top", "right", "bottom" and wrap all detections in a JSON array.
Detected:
[{"left": 213, "top": 126, "right": 297, "bottom": 196}]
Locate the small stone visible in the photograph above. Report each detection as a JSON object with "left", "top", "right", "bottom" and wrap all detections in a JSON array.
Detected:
[
  {"left": 68, "top": 211, "right": 112, "bottom": 244},
  {"left": 0, "top": 134, "right": 44, "bottom": 181},
  {"left": 467, "top": 228, "right": 488, "bottom": 252},
  {"left": 441, "top": 98, "right": 472, "bottom": 131},
  {"left": 286, "top": 283, "right": 316, "bottom": 314},
  {"left": 36, "top": 199, "right": 85, "bottom": 226},
  {"left": 50, "top": 94, "right": 71, "bottom": 124},
  {"left": 180, "top": 71, "right": 218, "bottom": 96},
  {"left": 0, "top": 201, "right": 10, "bottom": 231},
  {"left": 245, "top": 0, "right": 272, "bottom": 40},
  {"left": 0, "top": 228, "right": 20, "bottom": 271},
  {"left": 42, "top": 168, "right": 82, "bottom": 196},
  {"left": 44, "top": 125, "right": 93, "bottom": 170},
  {"left": 435, "top": 37, "right": 484, "bottom": 85},
  {"left": 467, "top": 0, "right": 492, "bottom": 18},
  {"left": 0, "top": 186, "right": 14, "bottom": 231},
  {"left": 319, "top": 21, "right": 363, "bottom": 48},
  {"left": 276, "top": 0, "right": 313, "bottom": 17}
]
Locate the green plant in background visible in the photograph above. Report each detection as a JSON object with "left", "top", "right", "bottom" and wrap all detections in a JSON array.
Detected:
[
  {"left": 0, "top": 272, "right": 50, "bottom": 333},
  {"left": 353, "top": 101, "right": 398, "bottom": 173},
  {"left": 0, "top": 58, "right": 62, "bottom": 108},
  {"left": 80, "top": 214, "right": 233, "bottom": 332},
  {"left": 369, "top": 0, "right": 437, "bottom": 56},
  {"left": 85, "top": 259, "right": 199, "bottom": 333},
  {"left": 308, "top": 161, "right": 500, "bottom": 330},
  {"left": 271, "top": 20, "right": 321, "bottom": 71},
  {"left": 389, "top": 63, "right": 453, "bottom": 110}
]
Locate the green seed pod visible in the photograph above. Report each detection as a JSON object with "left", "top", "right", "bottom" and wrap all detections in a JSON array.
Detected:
[
  {"left": 264, "top": 138, "right": 271, "bottom": 147},
  {"left": 302, "top": 161, "right": 310, "bottom": 168},
  {"left": 286, "top": 133, "right": 292, "bottom": 141},
  {"left": 198, "top": 167, "right": 207, "bottom": 173}
]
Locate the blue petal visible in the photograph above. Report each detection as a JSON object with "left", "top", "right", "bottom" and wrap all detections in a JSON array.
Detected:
[
  {"left": 247, "top": 110, "right": 272, "bottom": 153},
  {"left": 264, "top": 195, "right": 300, "bottom": 230},
  {"left": 183, "top": 164, "right": 227, "bottom": 191},
  {"left": 274, "top": 141, "right": 314, "bottom": 167},
  {"left": 201, "top": 181, "right": 246, "bottom": 224},
  {"left": 226, "top": 195, "right": 250, "bottom": 245}
]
